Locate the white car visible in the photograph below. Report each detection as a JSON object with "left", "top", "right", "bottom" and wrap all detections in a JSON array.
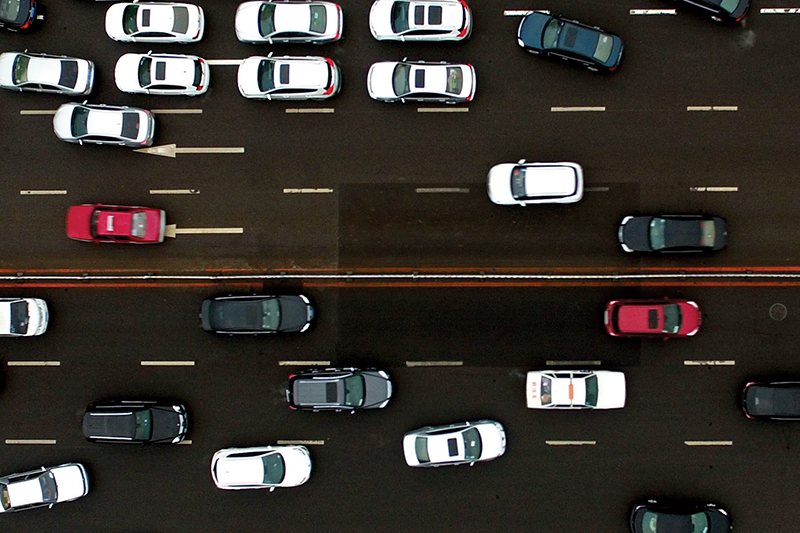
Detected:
[
  {"left": 487, "top": 160, "right": 584, "bottom": 205},
  {"left": 237, "top": 54, "right": 340, "bottom": 100},
  {"left": 369, "top": 0, "right": 472, "bottom": 41},
  {"left": 211, "top": 446, "right": 311, "bottom": 491},
  {"left": 526, "top": 370, "right": 626, "bottom": 410},
  {"left": 53, "top": 102, "right": 155, "bottom": 148},
  {"left": 403, "top": 420, "right": 506, "bottom": 467},
  {"left": 115, "top": 52, "right": 209, "bottom": 95},
  {"left": 367, "top": 60, "right": 475, "bottom": 103},
  {"left": 0, "top": 298, "right": 48, "bottom": 337},
  {"left": 0, "top": 463, "right": 89, "bottom": 513},
  {"left": 0, "top": 52, "right": 95, "bottom": 95},
  {"left": 235, "top": 1, "right": 342, "bottom": 44},
  {"left": 105, "top": 2, "right": 205, "bottom": 43}
]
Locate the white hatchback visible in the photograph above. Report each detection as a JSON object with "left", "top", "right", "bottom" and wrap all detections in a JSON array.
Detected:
[
  {"left": 211, "top": 446, "right": 311, "bottom": 491},
  {"left": 0, "top": 298, "right": 48, "bottom": 337},
  {"left": 0, "top": 463, "right": 89, "bottom": 513},
  {"left": 238, "top": 54, "right": 340, "bottom": 100},
  {"left": 105, "top": 2, "right": 205, "bottom": 43},
  {"left": 487, "top": 160, "right": 584, "bottom": 205},
  {"left": 115, "top": 52, "right": 209, "bottom": 95},
  {"left": 369, "top": 0, "right": 472, "bottom": 41},
  {"left": 0, "top": 52, "right": 95, "bottom": 95},
  {"left": 526, "top": 370, "right": 626, "bottom": 409},
  {"left": 367, "top": 60, "right": 475, "bottom": 103},
  {"left": 403, "top": 420, "right": 506, "bottom": 467},
  {"left": 235, "top": 1, "right": 342, "bottom": 44},
  {"left": 53, "top": 102, "right": 155, "bottom": 148}
]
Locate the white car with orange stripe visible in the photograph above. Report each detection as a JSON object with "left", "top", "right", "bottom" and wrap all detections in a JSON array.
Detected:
[{"left": 526, "top": 370, "right": 625, "bottom": 409}]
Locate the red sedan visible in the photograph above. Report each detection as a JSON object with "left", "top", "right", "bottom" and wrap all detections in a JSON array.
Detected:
[
  {"left": 66, "top": 204, "right": 166, "bottom": 244},
  {"left": 604, "top": 298, "right": 701, "bottom": 338}
]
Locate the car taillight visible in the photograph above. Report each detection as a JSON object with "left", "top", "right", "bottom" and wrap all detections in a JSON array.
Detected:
[
  {"left": 608, "top": 65, "right": 616, "bottom": 72},
  {"left": 288, "top": 374, "right": 295, "bottom": 380},
  {"left": 333, "top": 6, "right": 342, "bottom": 40},
  {"left": 457, "top": 25, "right": 468, "bottom": 38},
  {"left": 323, "top": 58, "right": 335, "bottom": 95}
]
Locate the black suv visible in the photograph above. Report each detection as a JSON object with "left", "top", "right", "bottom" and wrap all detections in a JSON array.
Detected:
[{"left": 82, "top": 401, "right": 188, "bottom": 444}]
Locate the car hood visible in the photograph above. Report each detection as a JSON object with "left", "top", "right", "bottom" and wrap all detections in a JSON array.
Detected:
[
  {"left": 0, "top": 53, "right": 16, "bottom": 86},
  {"left": 487, "top": 164, "right": 517, "bottom": 205},
  {"left": 52, "top": 464, "right": 88, "bottom": 502},
  {"left": 476, "top": 423, "right": 506, "bottom": 460},
  {"left": 237, "top": 56, "right": 264, "bottom": 95},
  {"left": 711, "top": 217, "right": 728, "bottom": 250},
  {"left": 115, "top": 54, "right": 145, "bottom": 91},
  {"left": 526, "top": 372, "right": 545, "bottom": 408},
  {"left": 403, "top": 434, "right": 422, "bottom": 466},
  {"left": 66, "top": 205, "right": 95, "bottom": 240},
  {"left": 53, "top": 103, "right": 77, "bottom": 139},
  {"left": 362, "top": 371, "right": 392, "bottom": 408},
  {"left": 620, "top": 216, "right": 652, "bottom": 251},
  {"left": 595, "top": 372, "right": 626, "bottom": 409},
  {"left": 277, "top": 296, "right": 311, "bottom": 332},
  {"left": 367, "top": 62, "right": 399, "bottom": 99},
  {"left": 518, "top": 12, "right": 549, "bottom": 50},
  {"left": 368, "top": 0, "right": 394, "bottom": 37},
  {"left": 235, "top": 1, "right": 265, "bottom": 41},
  {"left": 150, "top": 407, "right": 184, "bottom": 442},
  {"left": 279, "top": 446, "right": 312, "bottom": 487}
]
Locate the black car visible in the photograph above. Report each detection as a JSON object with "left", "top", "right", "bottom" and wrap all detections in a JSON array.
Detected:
[
  {"left": 0, "top": 0, "right": 38, "bottom": 31},
  {"left": 517, "top": 11, "right": 623, "bottom": 73},
  {"left": 287, "top": 368, "right": 392, "bottom": 412},
  {"left": 630, "top": 499, "right": 732, "bottom": 533},
  {"left": 200, "top": 294, "right": 314, "bottom": 334},
  {"left": 742, "top": 381, "right": 800, "bottom": 420},
  {"left": 670, "top": 0, "right": 750, "bottom": 22},
  {"left": 618, "top": 215, "right": 727, "bottom": 253},
  {"left": 82, "top": 401, "right": 188, "bottom": 444}
]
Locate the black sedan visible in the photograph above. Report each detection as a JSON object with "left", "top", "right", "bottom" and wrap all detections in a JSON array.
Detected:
[
  {"left": 742, "top": 381, "right": 800, "bottom": 420},
  {"left": 82, "top": 401, "right": 188, "bottom": 444},
  {"left": 630, "top": 500, "right": 732, "bottom": 533},
  {"left": 287, "top": 368, "right": 392, "bottom": 412},
  {"left": 0, "top": 0, "right": 38, "bottom": 31},
  {"left": 670, "top": 0, "right": 749, "bottom": 22},
  {"left": 618, "top": 215, "right": 727, "bottom": 253},
  {"left": 200, "top": 294, "right": 314, "bottom": 334},
  {"left": 516, "top": 11, "right": 623, "bottom": 72}
]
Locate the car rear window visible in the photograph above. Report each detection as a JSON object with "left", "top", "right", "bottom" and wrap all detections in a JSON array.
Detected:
[
  {"left": 309, "top": 5, "right": 327, "bottom": 33},
  {"left": 58, "top": 60, "right": 79, "bottom": 89},
  {"left": 445, "top": 67, "right": 462, "bottom": 94},
  {"left": 9, "top": 301, "right": 28, "bottom": 335},
  {"left": 172, "top": 6, "right": 189, "bottom": 33},
  {"left": 258, "top": 3, "right": 276, "bottom": 37},
  {"left": 193, "top": 60, "right": 203, "bottom": 86},
  {"left": 593, "top": 34, "right": 614, "bottom": 63},
  {"left": 262, "top": 453, "right": 286, "bottom": 484},
  {"left": 120, "top": 112, "right": 140, "bottom": 139},
  {"left": 12, "top": 54, "right": 29, "bottom": 84},
  {"left": 584, "top": 376, "right": 598, "bottom": 407},
  {"left": 720, "top": 0, "right": 741, "bottom": 13}
]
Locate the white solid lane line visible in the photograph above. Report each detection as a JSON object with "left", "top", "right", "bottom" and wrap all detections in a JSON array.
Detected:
[
  {"left": 547, "top": 360, "right": 601, "bottom": 366},
  {"left": 504, "top": 9, "right": 539, "bottom": 16},
  {"left": 546, "top": 441, "right": 596, "bottom": 446},
  {"left": 417, "top": 107, "right": 469, "bottom": 113},
  {"left": 630, "top": 9, "right": 676, "bottom": 15},
  {"left": 415, "top": 188, "right": 470, "bottom": 193},
  {"left": 279, "top": 360, "right": 331, "bottom": 366},
  {"left": 150, "top": 189, "right": 200, "bottom": 195},
  {"left": 551, "top": 106, "right": 606, "bottom": 112},
  {"left": 406, "top": 361, "right": 463, "bottom": 367},
  {"left": 166, "top": 227, "right": 244, "bottom": 236},
  {"left": 283, "top": 188, "right": 334, "bottom": 194},
  {"left": 689, "top": 187, "right": 738, "bottom": 192},
  {"left": 286, "top": 108, "right": 334, "bottom": 114},
  {"left": 761, "top": 8, "right": 800, "bottom": 13},
  {"left": 687, "top": 106, "right": 738, "bottom": 111},
  {"left": 684, "top": 360, "right": 735, "bottom": 366},
  {"left": 19, "top": 110, "right": 56, "bottom": 115},
  {"left": 685, "top": 441, "right": 733, "bottom": 446},
  {"left": 140, "top": 361, "right": 196, "bottom": 366},
  {"left": 7, "top": 361, "right": 60, "bottom": 366},
  {"left": 150, "top": 109, "right": 202, "bottom": 114},
  {"left": 5, "top": 439, "right": 57, "bottom": 445},
  {"left": 277, "top": 440, "right": 325, "bottom": 445},
  {"left": 20, "top": 190, "right": 67, "bottom": 195}
]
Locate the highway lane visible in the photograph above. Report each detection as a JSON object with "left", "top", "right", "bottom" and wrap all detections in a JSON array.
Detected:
[{"left": 0, "top": 285, "right": 798, "bottom": 530}]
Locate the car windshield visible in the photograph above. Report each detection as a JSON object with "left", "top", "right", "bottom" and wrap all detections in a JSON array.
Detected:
[
  {"left": 39, "top": 472, "right": 57, "bottom": 504},
  {"left": 138, "top": 57, "right": 152, "bottom": 87},
  {"left": 257, "top": 59, "right": 275, "bottom": 92},
  {"left": 593, "top": 34, "right": 614, "bottom": 63},
  {"left": 343, "top": 375, "right": 365, "bottom": 407},
  {"left": 640, "top": 510, "right": 708, "bottom": 533},
  {"left": 541, "top": 18, "right": 561, "bottom": 49},
  {"left": 9, "top": 301, "right": 28, "bottom": 334},
  {"left": 391, "top": 0, "right": 410, "bottom": 32},
  {"left": 700, "top": 220, "right": 717, "bottom": 247},
  {"left": 393, "top": 63, "right": 411, "bottom": 96},
  {"left": 445, "top": 67, "right": 463, "bottom": 95},
  {"left": 12, "top": 54, "right": 29, "bottom": 84},
  {"left": 122, "top": 5, "right": 139, "bottom": 35},
  {"left": 120, "top": 112, "right": 140, "bottom": 140},
  {"left": 309, "top": 4, "right": 327, "bottom": 33},
  {"left": 462, "top": 427, "right": 482, "bottom": 460},
  {"left": 134, "top": 409, "right": 153, "bottom": 440},
  {"left": 584, "top": 375, "right": 599, "bottom": 407},
  {"left": 258, "top": 2, "right": 276, "bottom": 37},
  {"left": 0, "top": 483, "right": 9, "bottom": 510},
  {"left": 0, "top": 0, "right": 22, "bottom": 23},
  {"left": 130, "top": 212, "right": 147, "bottom": 238},
  {"left": 649, "top": 218, "right": 667, "bottom": 250},
  {"left": 262, "top": 453, "right": 286, "bottom": 484},
  {"left": 540, "top": 376, "right": 552, "bottom": 405},
  {"left": 662, "top": 304, "right": 682, "bottom": 334},
  {"left": 71, "top": 106, "right": 90, "bottom": 137},
  {"left": 720, "top": 0, "right": 741, "bottom": 13},
  {"left": 414, "top": 437, "right": 430, "bottom": 463}
]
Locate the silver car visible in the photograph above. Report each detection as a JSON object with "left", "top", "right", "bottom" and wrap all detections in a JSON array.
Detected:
[
  {"left": 0, "top": 51, "right": 95, "bottom": 95},
  {"left": 53, "top": 102, "right": 155, "bottom": 148}
]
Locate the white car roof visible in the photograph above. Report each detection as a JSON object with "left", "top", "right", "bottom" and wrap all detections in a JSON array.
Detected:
[
  {"left": 275, "top": 58, "right": 328, "bottom": 89},
  {"left": 216, "top": 456, "right": 265, "bottom": 486},
  {"left": 116, "top": 54, "right": 197, "bottom": 90},
  {"left": 406, "top": 0, "right": 465, "bottom": 31},
  {"left": 523, "top": 165, "right": 578, "bottom": 197},
  {"left": 7, "top": 479, "right": 44, "bottom": 508},
  {"left": 25, "top": 57, "right": 64, "bottom": 86},
  {"left": 274, "top": 3, "right": 313, "bottom": 32},
  {"left": 425, "top": 432, "right": 465, "bottom": 463}
]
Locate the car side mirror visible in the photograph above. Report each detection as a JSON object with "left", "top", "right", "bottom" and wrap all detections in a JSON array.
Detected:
[
  {"left": 269, "top": 487, "right": 276, "bottom": 493},
  {"left": 350, "top": 410, "right": 355, "bottom": 415},
  {"left": 268, "top": 51, "right": 273, "bottom": 58},
  {"left": 78, "top": 140, "right": 84, "bottom": 145},
  {"left": 517, "top": 159, "right": 526, "bottom": 164},
  {"left": 469, "top": 462, "right": 475, "bottom": 467},
  {"left": 49, "top": 503, "right": 54, "bottom": 509}
]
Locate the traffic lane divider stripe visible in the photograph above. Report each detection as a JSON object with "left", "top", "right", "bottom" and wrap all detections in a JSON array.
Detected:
[
  {"left": 279, "top": 361, "right": 330, "bottom": 366},
  {"left": 19, "top": 110, "right": 56, "bottom": 115},
  {"left": 684, "top": 360, "right": 735, "bottom": 366},
  {"left": 141, "top": 361, "right": 195, "bottom": 366},
  {"left": 150, "top": 109, "right": 202, "bottom": 114},
  {"left": 687, "top": 106, "right": 738, "bottom": 111},
  {"left": 150, "top": 189, "right": 200, "bottom": 195},
  {"left": 689, "top": 186, "right": 738, "bottom": 192},
  {"left": 546, "top": 440, "right": 596, "bottom": 446},
  {"left": 406, "top": 361, "right": 463, "bottom": 367},
  {"left": 5, "top": 439, "right": 57, "bottom": 444},
  {"left": 547, "top": 360, "right": 601, "bottom": 366},
  {"left": 415, "top": 188, "right": 470, "bottom": 193},
  {"left": 277, "top": 440, "right": 324, "bottom": 445},
  {"left": 286, "top": 108, "right": 334, "bottom": 114},
  {"left": 7, "top": 361, "right": 60, "bottom": 366},
  {"left": 177, "top": 440, "right": 193, "bottom": 445},
  {"left": 761, "top": 8, "right": 800, "bottom": 14},
  {"left": 630, "top": 9, "right": 676, "bottom": 14},
  {"left": 20, "top": 190, "right": 67, "bottom": 195},
  {"left": 685, "top": 441, "right": 733, "bottom": 446},
  {"left": 551, "top": 106, "right": 606, "bottom": 112},
  {"left": 283, "top": 188, "right": 334, "bottom": 194},
  {"left": 417, "top": 107, "right": 469, "bottom": 113}
]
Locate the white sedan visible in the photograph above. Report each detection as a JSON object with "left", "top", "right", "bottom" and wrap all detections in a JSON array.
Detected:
[
  {"left": 235, "top": 1, "right": 342, "bottom": 44},
  {"left": 115, "top": 53, "right": 209, "bottom": 95},
  {"left": 211, "top": 446, "right": 311, "bottom": 491},
  {"left": 0, "top": 298, "right": 48, "bottom": 337},
  {"left": 0, "top": 463, "right": 89, "bottom": 513},
  {"left": 53, "top": 102, "right": 155, "bottom": 148},
  {"left": 403, "top": 420, "right": 506, "bottom": 467},
  {"left": 526, "top": 370, "right": 626, "bottom": 409},
  {"left": 238, "top": 54, "right": 340, "bottom": 100},
  {"left": 0, "top": 52, "right": 95, "bottom": 95},
  {"left": 487, "top": 160, "right": 584, "bottom": 205},
  {"left": 369, "top": 0, "right": 472, "bottom": 41},
  {"left": 105, "top": 2, "right": 205, "bottom": 43},
  {"left": 367, "top": 60, "right": 475, "bottom": 103}
]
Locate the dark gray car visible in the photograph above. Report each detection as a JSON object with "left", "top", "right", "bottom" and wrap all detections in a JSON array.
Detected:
[
  {"left": 82, "top": 401, "right": 188, "bottom": 444},
  {"left": 286, "top": 368, "right": 392, "bottom": 412},
  {"left": 200, "top": 294, "right": 314, "bottom": 334}
]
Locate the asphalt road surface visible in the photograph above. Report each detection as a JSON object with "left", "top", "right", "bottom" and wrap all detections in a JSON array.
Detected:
[{"left": 2, "top": 1, "right": 800, "bottom": 532}]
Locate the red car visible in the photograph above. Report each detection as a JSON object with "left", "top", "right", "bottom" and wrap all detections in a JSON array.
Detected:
[
  {"left": 66, "top": 204, "right": 166, "bottom": 244},
  {"left": 604, "top": 298, "right": 701, "bottom": 338}
]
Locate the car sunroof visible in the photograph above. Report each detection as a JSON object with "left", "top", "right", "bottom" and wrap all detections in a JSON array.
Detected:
[
  {"left": 155, "top": 62, "right": 166, "bottom": 81},
  {"left": 428, "top": 6, "right": 442, "bottom": 25},
  {"left": 280, "top": 64, "right": 290, "bottom": 84},
  {"left": 414, "top": 69, "right": 425, "bottom": 88}
]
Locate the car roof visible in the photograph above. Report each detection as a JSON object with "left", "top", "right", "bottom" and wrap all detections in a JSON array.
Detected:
[
  {"left": 617, "top": 303, "right": 663, "bottom": 333},
  {"left": 274, "top": 58, "right": 328, "bottom": 89},
  {"left": 216, "top": 455, "right": 266, "bottom": 486},
  {"left": 406, "top": 0, "right": 464, "bottom": 31},
  {"left": 520, "top": 164, "right": 578, "bottom": 197},
  {"left": 557, "top": 21, "right": 603, "bottom": 59},
  {"left": 84, "top": 108, "right": 126, "bottom": 137},
  {"left": 7, "top": 478, "right": 43, "bottom": 508},
  {"left": 274, "top": 3, "right": 315, "bottom": 32},
  {"left": 424, "top": 432, "right": 464, "bottom": 463}
]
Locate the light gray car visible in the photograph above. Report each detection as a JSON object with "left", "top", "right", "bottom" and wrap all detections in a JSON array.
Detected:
[{"left": 286, "top": 368, "right": 392, "bottom": 412}]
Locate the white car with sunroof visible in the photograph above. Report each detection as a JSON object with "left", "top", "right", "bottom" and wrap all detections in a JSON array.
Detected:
[
  {"left": 487, "top": 160, "right": 583, "bottom": 205},
  {"left": 369, "top": 0, "right": 472, "bottom": 41},
  {"left": 403, "top": 420, "right": 506, "bottom": 467},
  {"left": 235, "top": 0, "right": 342, "bottom": 44},
  {"left": 0, "top": 298, "right": 48, "bottom": 337},
  {"left": 115, "top": 52, "right": 209, "bottom": 95},
  {"left": 105, "top": 2, "right": 205, "bottom": 43},
  {"left": 526, "top": 370, "right": 626, "bottom": 410},
  {"left": 238, "top": 54, "right": 340, "bottom": 100},
  {"left": 211, "top": 446, "right": 311, "bottom": 491},
  {"left": 0, "top": 51, "right": 94, "bottom": 95},
  {"left": 367, "top": 60, "right": 475, "bottom": 103},
  {"left": 0, "top": 463, "right": 89, "bottom": 513}
]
